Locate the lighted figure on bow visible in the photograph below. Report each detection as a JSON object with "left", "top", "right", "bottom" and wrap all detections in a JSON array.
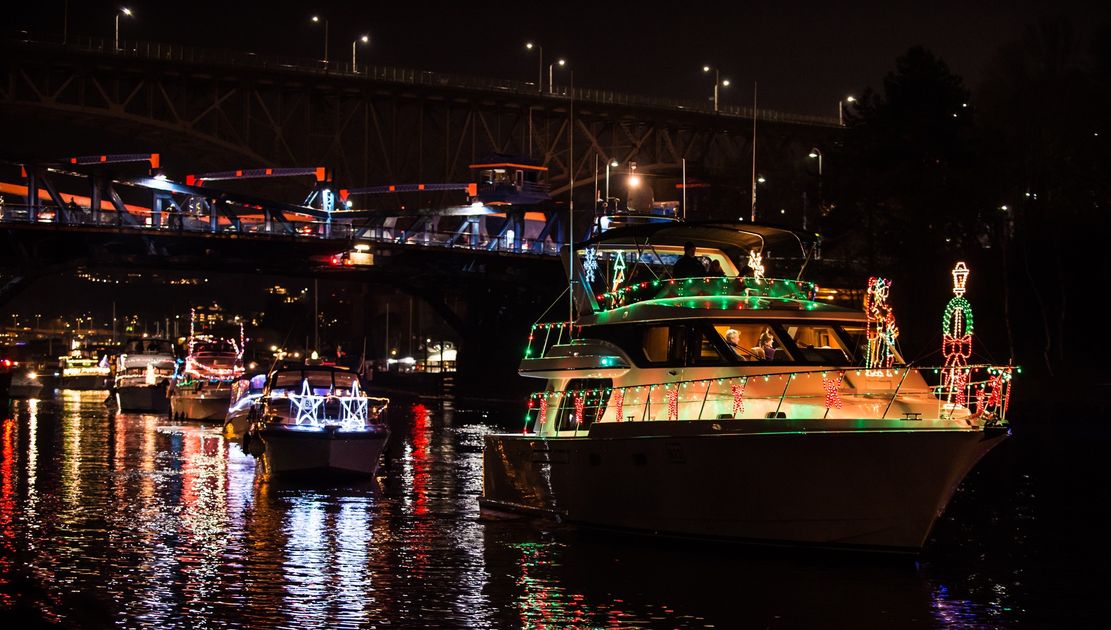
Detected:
[
  {"left": 748, "top": 250, "right": 765, "bottom": 282},
  {"left": 942, "top": 262, "right": 974, "bottom": 406},
  {"left": 864, "top": 276, "right": 899, "bottom": 370}
]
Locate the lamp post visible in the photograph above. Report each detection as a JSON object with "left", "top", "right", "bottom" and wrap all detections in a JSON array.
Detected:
[
  {"left": 839, "top": 95, "right": 856, "bottom": 126},
  {"left": 352, "top": 34, "right": 368, "bottom": 72},
  {"left": 554, "top": 60, "right": 574, "bottom": 329},
  {"left": 807, "top": 147, "right": 823, "bottom": 231},
  {"left": 702, "top": 65, "right": 730, "bottom": 112},
  {"left": 605, "top": 159, "right": 618, "bottom": 210},
  {"left": 312, "top": 15, "right": 329, "bottom": 68},
  {"left": 549, "top": 58, "right": 565, "bottom": 95},
  {"left": 114, "top": 7, "right": 132, "bottom": 51},
  {"left": 525, "top": 42, "right": 543, "bottom": 93}
]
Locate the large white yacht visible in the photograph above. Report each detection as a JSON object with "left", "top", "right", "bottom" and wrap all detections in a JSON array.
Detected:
[{"left": 480, "top": 222, "right": 1014, "bottom": 553}]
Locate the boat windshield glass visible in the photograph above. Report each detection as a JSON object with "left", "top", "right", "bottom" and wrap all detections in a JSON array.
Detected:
[
  {"left": 780, "top": 324, "right": 852, "bottom": 364},
  {"left": 123, "top": 339, "right": 174, "bottom": 354},
  {"left": 194, "top": 341, "right": 236, "bottom": 355},
  {"left": 269, "top": 369, "right": 360, "bottom": 396}
]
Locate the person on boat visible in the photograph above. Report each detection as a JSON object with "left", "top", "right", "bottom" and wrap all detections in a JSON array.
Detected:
[
  {"left": 707, "top": 259, "right": 726, "bottom": 277},
  {"left": 672, "top": 241, "right": 706, "bottom": 278},
  {"left": 755, "top": 330, "right": 776, "bottom": 360},
  {"left": 724, "top": 329, "right": 744, "bottom": 356}
]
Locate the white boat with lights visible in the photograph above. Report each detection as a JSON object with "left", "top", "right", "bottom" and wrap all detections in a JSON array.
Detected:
[
  {"left": 223, "top": 372, "right": 267, "bottom": 437},
  {"left": 480, "top": 222, "right": 1014, "bottom": 553},
  {"left": 60, "top": 355, "right": 111, "bottom": 390},
  {"left": 114, "top": 338, "right": 177, "bottom": 413},
  {"left": 6, "top": 366, "right": 44, "bottom": 398},
  {"left": 170, "top": 320, "right": 246, "bottom": 421},
  {"left": 244, "top": 362, "right": 390, "bottom": 477}
]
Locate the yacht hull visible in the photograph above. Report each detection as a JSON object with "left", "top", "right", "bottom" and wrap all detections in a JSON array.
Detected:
[
  {"left": 481, "top": 420, "right": 1008, "bottom": 552},
  {"left": 171, "top": 390, "right": 231, "bottom": 421},
  {"left": 117, "top": 386, "right": 170, "bottom": 413},
  {"left": 258, "top": 426, "right": 389, "bottom": 478},
  {"left": 60, "top": 375, "right": 109, "bottom": 390}
]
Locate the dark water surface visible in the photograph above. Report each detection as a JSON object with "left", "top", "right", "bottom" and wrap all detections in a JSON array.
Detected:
[{"left": 1, "top": 392, "right": 1107, "bottom": 628}]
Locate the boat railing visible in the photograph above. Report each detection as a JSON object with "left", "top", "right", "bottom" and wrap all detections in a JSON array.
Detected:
[
  {"left": 524, "top": 322, "right": 578, "bottom": 359},
  {"left": 525, "top": 364, "right": 1017, "bottom": 431},
  {"left": 594, "top": 276, "right": 819, "bottom": 312}
]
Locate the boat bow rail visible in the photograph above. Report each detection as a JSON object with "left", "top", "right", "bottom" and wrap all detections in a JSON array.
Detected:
[{"left": 523, "top": 364, "right": 1017, "bottom": 432}]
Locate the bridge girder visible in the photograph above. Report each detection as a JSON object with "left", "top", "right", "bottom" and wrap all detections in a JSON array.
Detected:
[{"left": 1, "top": 39, "right": 839, "bottom": 219}]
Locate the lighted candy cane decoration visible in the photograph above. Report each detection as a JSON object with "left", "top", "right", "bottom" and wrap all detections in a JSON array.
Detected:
[
  {"left": 666, "top": 387, "right": 679, "bottom": 420},
  {"left": 573, "top": 394, "right": 585, "bottom": 427},
  {"left": 864, "top": 277, "right": 899, "bottom": 369},
  {"left": 612, "top": 388, "right": 625, "bottom": 422},
  {"left": 537, "top": 395, "right": 548, "bottom": 429},
  {"left": 731, "top": 379, "right": 747, "bottom": 417},
  {"left": 942, "top": 262, "right": 974, "bottom": 408}
]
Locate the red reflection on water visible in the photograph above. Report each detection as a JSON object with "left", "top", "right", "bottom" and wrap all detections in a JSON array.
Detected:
[
  {"left": 410, "top": 403, "right": 430, "bottom": 517},
  {"left": 0, "top": 418, "right": 16, "bottom": 607}
]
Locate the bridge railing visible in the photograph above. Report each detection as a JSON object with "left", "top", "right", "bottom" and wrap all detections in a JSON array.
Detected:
[
  {"left": 37, "top": 37, "right": 838, "bottom": 128},
  {"left": 0, "top": 201, "right": 563, "bottom": 256}
]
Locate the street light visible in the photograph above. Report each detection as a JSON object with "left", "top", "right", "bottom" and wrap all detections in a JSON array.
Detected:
[
  {"left": 807, "top": 147, "right": 823, "bottom": 230},
  {"left": 839, "top": 95, "right": 857, "bottom": 126},
  {"left": 114, "top": 7, "right": 132, "bottom": 52},
  {"left": 549, "top": 58, "right": 566, "bottom": 95},
  {"left": 553, "top": 60, "right": 574, "bottom": 328},
  {"left": 311, "top": 15, "right": 329, "bottom": 68},
  {"left": 525, "top": 42, "right": 543, "bottom": 93},
  {"left": 702, "top": 65, "right": 730, "bottom": 112},
  {"left": 605, "top": 158, "right": 618, "bottom": 210},
  {"left": 352, "top": 34, "right": 368, "bottom": 72}
]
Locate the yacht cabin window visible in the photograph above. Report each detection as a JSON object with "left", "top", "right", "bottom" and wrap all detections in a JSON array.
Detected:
[{"left": 711, "top": 324, "right": 790, "bottom": 362}]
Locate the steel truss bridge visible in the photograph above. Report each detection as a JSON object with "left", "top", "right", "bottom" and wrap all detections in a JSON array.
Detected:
[{"left": 0, "top": 37, "right": 839, "bottom": 219}]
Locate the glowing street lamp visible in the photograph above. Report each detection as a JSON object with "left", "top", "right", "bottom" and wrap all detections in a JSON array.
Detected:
[
  {"left": 311, "top": 15, "right": 329, "bottom": 68},
  {"left": 839, "top": 95, "right": 857, "bottom": 126},
  {"left": 605, "top": 158, "right": 619, "bottom": 209},
  {"left": 702, "top": 65, "right": 730, "bottom": 112},
  {"left": 114, "top": 7, "right": 133, "bottom": 52},
  {"left": 352, "top": 34, "right": 369, "bottom": 72},
  {"left": 525, "top": 42, "right": 543, "bottom": 93},
  {"left": 807, "top": 147, "right": 823, "bottom": 230},
  {"left": 549, "top": 58, "right": 566, "bottom": 95}
]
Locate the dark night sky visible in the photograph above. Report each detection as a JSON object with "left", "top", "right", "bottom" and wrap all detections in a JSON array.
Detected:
[{"left": 10, "top": 1, "right": 1111, "bottom": 116}]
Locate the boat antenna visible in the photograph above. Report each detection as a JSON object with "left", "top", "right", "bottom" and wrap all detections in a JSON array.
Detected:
[{"left": 750, "top": 81, "right": 758, "bottom": 222}]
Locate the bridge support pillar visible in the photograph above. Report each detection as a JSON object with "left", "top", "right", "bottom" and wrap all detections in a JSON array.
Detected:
[{"left": 25, "top": 169, "right": 38, "bottom": 222}]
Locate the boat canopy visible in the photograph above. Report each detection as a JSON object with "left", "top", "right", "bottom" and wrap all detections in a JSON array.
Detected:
[{"left": 580, "top": 221, "right": 812, "bottom": 260}]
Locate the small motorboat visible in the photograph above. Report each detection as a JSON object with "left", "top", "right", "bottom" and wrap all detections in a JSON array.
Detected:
[
  {"left": 114, "top": 338, "right": 177, "bottom": 413},
  {"left": 223, "top": 372, "right": 267, "bottom": 437},
  {"left": 170, "top": 322, "right": 245, "bottom": 421},
  {"left": 244, "top": 361, "right": 389, "bottom": 478}
]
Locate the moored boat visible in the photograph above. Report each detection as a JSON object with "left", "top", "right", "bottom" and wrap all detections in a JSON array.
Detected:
[
  {"left": 114, "top": 338, "right": 177, "bottom": 413},
  {"left": 170, "top": 319, "right": 245, "bottom": 421},
  {"left": 223, "top": 372, "right": 266, "bottom": 437},
  {"left": 60, "top": 356, "right": 111, "bottom": 390},
  {"left": 480, "top": 222, "right": 1015, "bottom": 553},
  {"left": 244, "top": 362, "right": 390, "bottom": 478}
]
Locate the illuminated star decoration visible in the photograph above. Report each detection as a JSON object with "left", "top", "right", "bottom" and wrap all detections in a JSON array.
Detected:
[
  {"left": 942, "top": 262, "right": 974, "bottom": 408},
  {"left": 864, "top": 277, "right": 899, "bottom": 370},
  {"left": 291, "top": 378, "right": 325, "bottom": 426},
  {"left": 748, "top": 250, "right": 765, "bottom": 282},
  {"left": 611, "top": 252, "right": 626, "bottom": 291},
  {"left": 340, "top": 378, "right": 368, "bottom": 430},
  {"left": 582, "top": 247, "right": 598, "bottom": 284}
]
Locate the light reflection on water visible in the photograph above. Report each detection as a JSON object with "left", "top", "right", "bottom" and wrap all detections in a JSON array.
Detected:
[{"left": 0, "top": 395, "right": 1097, "bottom": 627}]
